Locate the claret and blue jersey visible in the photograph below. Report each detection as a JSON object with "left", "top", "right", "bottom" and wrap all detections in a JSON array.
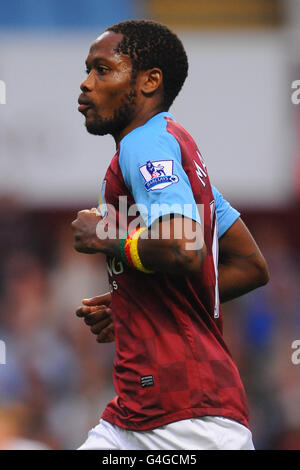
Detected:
[{"left": 100, "top": 112, "right": 249, "bottom": 431}]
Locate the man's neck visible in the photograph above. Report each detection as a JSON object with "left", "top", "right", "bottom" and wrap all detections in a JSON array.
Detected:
[{"left": 113, "top": 104, "right": 166, "bottom": 145}]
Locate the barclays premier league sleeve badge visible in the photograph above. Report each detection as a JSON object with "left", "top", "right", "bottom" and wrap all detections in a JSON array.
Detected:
[{"left": 139, "top": 160, "right": 179, "bottom": 191}]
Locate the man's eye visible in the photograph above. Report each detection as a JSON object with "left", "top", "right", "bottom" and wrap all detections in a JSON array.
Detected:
[
  {"left": 97, "top": 66, "right": 108, "bottom": 75},
  {"left": 84, "top": 66, "right": 108, "bottom": 75}
]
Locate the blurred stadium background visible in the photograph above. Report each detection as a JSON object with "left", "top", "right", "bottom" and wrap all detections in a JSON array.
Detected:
[{"left": 0, "top": 0, "right": 300, "bottom": 450}]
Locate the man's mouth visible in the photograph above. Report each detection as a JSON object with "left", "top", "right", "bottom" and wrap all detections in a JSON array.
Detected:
[
  {"left": 78, "top": 103, "right": 92, "bottom": 114},
  {"left": 78, "top": 96, "right": 93, "bottom": 114}
]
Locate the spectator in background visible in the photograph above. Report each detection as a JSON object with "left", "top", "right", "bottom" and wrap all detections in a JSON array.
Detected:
[{"left": 0, "top": 404, "right": 50, "bottom": 450}]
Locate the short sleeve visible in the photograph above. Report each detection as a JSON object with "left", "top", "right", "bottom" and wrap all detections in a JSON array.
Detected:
[
  {"left": 119, "top": 124, "right": 201, "bottom": 227},
  {"left": 211, "top": 185, "right": 240, "bottom": 238}
]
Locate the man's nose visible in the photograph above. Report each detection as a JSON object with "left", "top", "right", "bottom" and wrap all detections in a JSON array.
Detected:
[{"left": 80, "top": 72, "right": 94, "bottom": 92}]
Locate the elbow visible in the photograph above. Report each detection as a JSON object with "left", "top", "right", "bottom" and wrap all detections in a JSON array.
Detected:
[
  {"left": 260, "top": 265, "right": 270, "bottom": 287},
  {"left": 254, "top": 256, "right": 270, "bottom": 287}
]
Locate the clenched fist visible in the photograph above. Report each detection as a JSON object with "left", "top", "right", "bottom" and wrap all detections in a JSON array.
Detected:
[{"left": 71, "top": 208, "right": 102, "bottom": 253}]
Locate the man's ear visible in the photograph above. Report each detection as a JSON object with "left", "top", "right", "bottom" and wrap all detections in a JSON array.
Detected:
[{"left": 140, "top": 68, "right": 163, "bottom": 96}]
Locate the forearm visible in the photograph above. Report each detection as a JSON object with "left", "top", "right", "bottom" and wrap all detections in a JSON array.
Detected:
[
  {"left": 217, "top": 218, "right": 269, "bottom": 303},
  {"left": 138, "top": 236, "right": 206, "bottom": 274},
  {"left": 97, "top": 228, "right": 206, "bottom": 274},
  {"left": 218, "top": 258, "right": 266, "bottom": 303},
  {"left": 72, "top": 210, "right": 207, "bottom": 274}
]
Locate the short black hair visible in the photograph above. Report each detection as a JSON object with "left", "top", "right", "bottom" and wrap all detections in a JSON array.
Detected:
[{"left": 106, "top": 20, "right": 188, "bottom": 110}]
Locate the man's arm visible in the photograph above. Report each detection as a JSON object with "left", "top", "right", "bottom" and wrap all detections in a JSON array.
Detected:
[
  {"left": 71, "top": 210, "right": 206, "bottom": 275},
  {"left": 218, "top": 217, "right": 269, "bottom": 303},
  {"left": 76, "top": 216, "right": 269, "bottom": 342}
]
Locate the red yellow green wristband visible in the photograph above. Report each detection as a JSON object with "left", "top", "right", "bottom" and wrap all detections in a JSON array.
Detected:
[
  {"left": 120, "top": 230, "right": 130, "bottom": 265},
  {"left": 120, "top": 228, "right": 137, "bottom": 267},
  {"left": 124, "top": 232, "right": 135, "bottom": 267},
  {"left": 129, "top": 228, "right": 154, "bottom": 274},
  {"left": 120, "top": 227, "right": 154, "bottom": 273}
]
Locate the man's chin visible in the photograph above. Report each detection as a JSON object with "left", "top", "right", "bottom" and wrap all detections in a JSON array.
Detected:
[{"left": 85, "top": 120, "right": 110, "bottom": 136}]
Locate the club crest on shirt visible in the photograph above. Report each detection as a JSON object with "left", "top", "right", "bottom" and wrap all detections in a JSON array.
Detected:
[
  {"left": 98, "top": 180, "right": 107, "bottom": 218},
  {"left": 139, "top": 160, "right": 179, "bottom": 191}
]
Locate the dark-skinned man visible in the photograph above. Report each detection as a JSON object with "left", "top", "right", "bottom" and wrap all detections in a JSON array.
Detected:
[{"left": 72, "top": 20, "right": 269, "bottom": 450}]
